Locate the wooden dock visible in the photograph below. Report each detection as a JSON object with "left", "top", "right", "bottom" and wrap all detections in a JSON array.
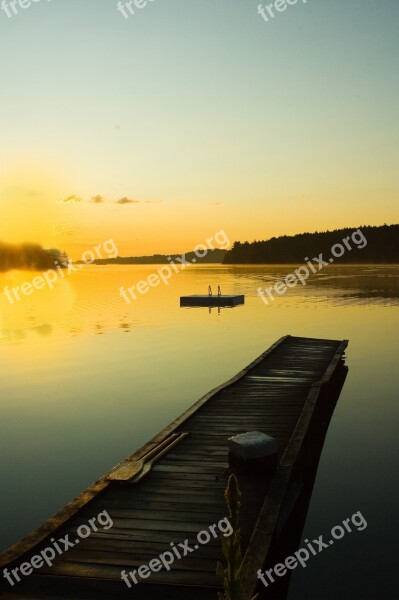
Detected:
[{"left": 0, "top": 335, "right": 348, "bottom": 600}]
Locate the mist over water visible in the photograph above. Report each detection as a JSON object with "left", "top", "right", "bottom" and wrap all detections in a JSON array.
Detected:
[{"left": 0, "top": 241, "right": 65, "bottom": 272}]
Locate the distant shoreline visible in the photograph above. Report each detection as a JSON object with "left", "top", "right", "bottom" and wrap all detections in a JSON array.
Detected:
[
  {"left": 74, "top": 225, "right": 399, "bottom": 266},
  {"left": 223, "top": 225, "right": 399, "bottom": 264},
  {"left": 75, "top": 249, "right": 227, "bottom": 266},
  {"left": 83, "top": 262, "right": 399, "bottom": 266}
]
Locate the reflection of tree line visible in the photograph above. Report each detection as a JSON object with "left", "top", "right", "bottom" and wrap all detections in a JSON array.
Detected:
[
  {"left": 1, "top": 323, "right": 52, "bottom": 342},
  {"left": 302, "top": 271, "right": 399, "bottom": 299},
  {"left": 0, "top": 242, "right": 67, "bottom": 272},
  {"left": 217, "top": 265, "right": 399, "bottom": 303},
  {"left": 224, "top": 225, "right": 399, "bottom": 264},
  {"left": 0, "top": 321, "right": 135, "bottom": 342}
]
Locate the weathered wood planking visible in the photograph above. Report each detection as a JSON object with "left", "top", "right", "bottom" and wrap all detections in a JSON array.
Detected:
[{"left": 0, "top": 335, "right": 348, "bottom": 600}]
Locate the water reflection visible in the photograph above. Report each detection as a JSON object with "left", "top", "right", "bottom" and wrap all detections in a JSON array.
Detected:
[
  {"left": 1, "top": 265, "right": 398, "bottom": 341},
  {"left": 0, "top": 264, "right": 398, "bottom": 600},
  {"left": 231, "top": 265, "right": 399, "bottom": 305},
  {"left": 0, "top": 322, "right": 53, "bottom": 342}
]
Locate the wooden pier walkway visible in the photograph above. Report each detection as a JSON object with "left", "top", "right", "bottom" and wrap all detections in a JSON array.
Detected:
[{"left": 0, "top": 335, "right": 348, "bottom": 600}]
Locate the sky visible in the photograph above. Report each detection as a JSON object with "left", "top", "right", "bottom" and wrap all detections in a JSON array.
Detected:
[{"left": 0, "top": 0, "right": 398, "bottom": 258}]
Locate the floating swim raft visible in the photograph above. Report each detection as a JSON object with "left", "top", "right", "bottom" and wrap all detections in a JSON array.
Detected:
[
  {"left": 181, "top": 285, "right": 245, "bottom": 307},
  {"left": 180, "top": 294, "right": 245, "bottom": 307},
  {"left": 0, "top": 335, "right": 348, "bottom": 600}
]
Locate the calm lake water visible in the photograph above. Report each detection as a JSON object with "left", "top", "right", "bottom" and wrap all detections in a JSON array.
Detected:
[{"left": 0, "top": 264, "right": 398, "bottom": 598}]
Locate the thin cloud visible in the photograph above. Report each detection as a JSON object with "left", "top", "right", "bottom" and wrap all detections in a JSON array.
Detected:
[
  {"left": 61, "top": 195, "right": 82, "bottom": 203},
  {"left": 58, "top": 194, "right": 160, "bottom": 205},
  {"left": 116, "top": 197, "right": 140, "bottom": 204}
]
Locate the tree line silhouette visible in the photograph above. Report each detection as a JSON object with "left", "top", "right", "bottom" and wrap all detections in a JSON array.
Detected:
[{"left": 223, "top": 225, "right": 399, "bottom": 264}]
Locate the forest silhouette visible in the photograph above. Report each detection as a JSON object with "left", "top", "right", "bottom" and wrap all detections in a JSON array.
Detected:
[{"left": 223, "top": 225, "right": 399, "bottom": 264}]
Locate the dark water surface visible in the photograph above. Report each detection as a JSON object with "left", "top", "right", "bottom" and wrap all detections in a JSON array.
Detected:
[{"left": 0, "top": 264, "right": 398, "bottom": 598}]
